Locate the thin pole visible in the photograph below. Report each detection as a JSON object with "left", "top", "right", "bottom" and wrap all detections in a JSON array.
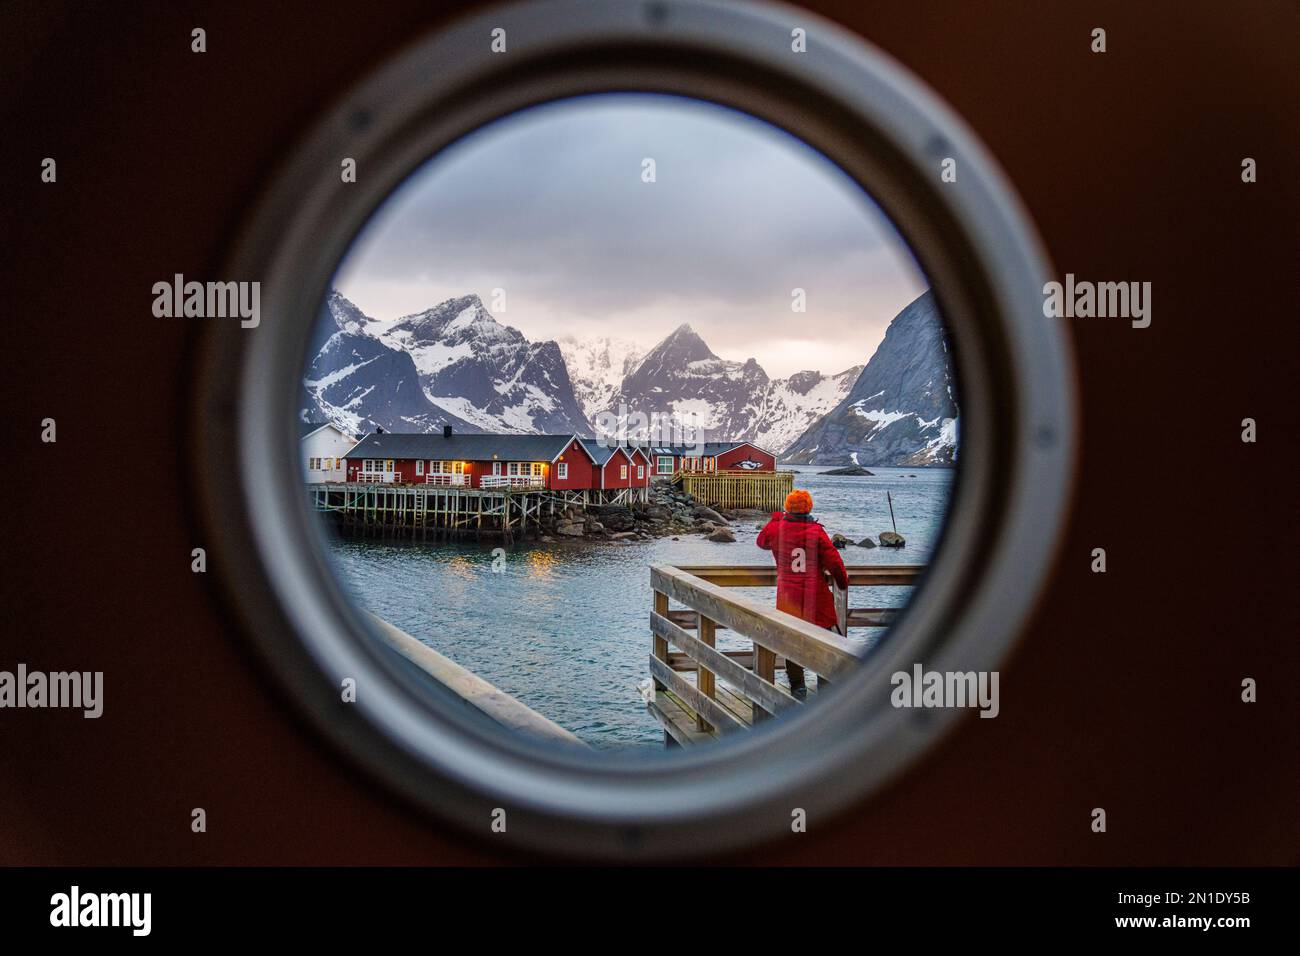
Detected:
[{"left": 887, "top": 490, "right": 898, "bottom": 533}]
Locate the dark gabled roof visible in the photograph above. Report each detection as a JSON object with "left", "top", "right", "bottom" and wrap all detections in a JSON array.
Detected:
[
  {"left": 344, "top": 431, "right": 596, "bottom": 463},
  {"left": 299, "top": 420, "right": 332, "bottom": 440},
  {"left": 580, "top": 439, "right": 637, "bottom": 467}
]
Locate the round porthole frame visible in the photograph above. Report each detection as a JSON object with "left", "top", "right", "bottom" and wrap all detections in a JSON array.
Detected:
[{"left": 191, "top": 0, "right": 1076, "bottom": 860}]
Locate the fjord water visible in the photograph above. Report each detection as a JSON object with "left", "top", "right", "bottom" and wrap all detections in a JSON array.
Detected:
[{"left": 327, "top": 465, "right": 955, "bottom": 749}]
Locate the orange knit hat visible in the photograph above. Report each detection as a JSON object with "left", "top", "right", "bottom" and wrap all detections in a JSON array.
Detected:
[{"left": 784, "top": 489, "right": 813, "bottom": 514}]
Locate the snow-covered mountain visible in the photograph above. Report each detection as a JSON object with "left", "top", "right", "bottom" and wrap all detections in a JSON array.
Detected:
[
  {"left": 557, "top": 335, "right": 643, "bottom": 421},
  {"left": 593, "top": 323, "right": 861, "bottom": 455},
  {"left": 325, "top": 289, "right": 380, "bottom": 335},
  {"left": 302, "top": 291, "right": 591, "bottom": 437},
  {"left": 300, "top": 294, "right": 474, "bottom": 436},
  {"left": 379, "top": 294, "right": 591, "bottom": 435},
  {"left": 783, "top": 290, "right": 958, "bottom": 466},
  {"left": 748, "top": 366, "right": 864, "bottom": 454},
  {"left": 300, "top": 288, "right": 954, "bottom": 464}
]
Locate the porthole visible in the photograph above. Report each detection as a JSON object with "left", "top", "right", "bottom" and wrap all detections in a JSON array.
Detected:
[{"left": 192, "top": 0, "right": 1075, "bottom": 859}]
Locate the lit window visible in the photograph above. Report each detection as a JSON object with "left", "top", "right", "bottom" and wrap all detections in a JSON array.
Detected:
[{"left": 620, "top": 464, "right": 628, "bottom": 480}]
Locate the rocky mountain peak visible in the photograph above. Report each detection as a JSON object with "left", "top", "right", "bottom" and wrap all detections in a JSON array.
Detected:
[
  {"left": 649, "top": 323, "right": 716, "bottom": 364},
  {"left": 783, "top": 290, "right": 958, "bottom": 466}
]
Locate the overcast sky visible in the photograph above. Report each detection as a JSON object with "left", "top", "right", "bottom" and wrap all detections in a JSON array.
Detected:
[{"left": 335, "top": 93, "right": 928, "bottom": 379}]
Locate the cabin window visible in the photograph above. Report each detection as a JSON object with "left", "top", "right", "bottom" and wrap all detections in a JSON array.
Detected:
[
  {"left": 491, "top": 461, "right": 502, "bottom": 476},
  {"left": 531, "top": 462, "right": 544, "bottom": 477},
  {"left": 620, "top": 463, "right": 628, "bottom": 480},
  {"left": 656, "top": 456, "right": 673, "bottom": 475},
  {"left": 637, "top": 465, "right": 645, "bottom": 479},
  {"left": 415, "top": 460, "right": 424, "bottom": 475},
  {"left": 557, "top": 462, "right": 568, "bottom": 480}
]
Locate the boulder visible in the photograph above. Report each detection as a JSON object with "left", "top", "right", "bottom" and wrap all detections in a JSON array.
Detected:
[
  {"left": 610, "top": 531, "right": 638, "bottom": 540},
  {"left": 584, "top": 520, "right": 605, "bottom": 534},
  {"left": 879, "top": 531, "right": 905, "bottom": 548},
  {"left": 554, "top": 521, "right": 584, "bottom": 537},
  {"left": 600, "top": 510, "right": 636, "bottom": 532},
  {"left": 830, "top": 533, "right": 849, "bottom": 549},
  {"left": 706, "top": 529, "right": 736, "bottom": 543},
  {"left": 855, "top": 536, "right": 877, "bottom": 548},
  {"left": 692, "top": 505, "right": 727, "bottom": 524}
]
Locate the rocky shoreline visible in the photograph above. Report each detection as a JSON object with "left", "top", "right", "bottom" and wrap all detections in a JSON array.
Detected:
[
  {"left": 534, "top": 483, "right": 905, "bottom": 548},
  {"left": 535, "top": 483, "right": 764, "bottom": 544}
]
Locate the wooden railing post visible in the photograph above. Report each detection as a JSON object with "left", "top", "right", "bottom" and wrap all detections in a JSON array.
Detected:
[
  {"left": 832, "top": 576, "right": 848, "bottom": 636},
  {"left": 652, "top": 590, "right": 669, "bottom": 690},
  {"left": 697, "top": 613, "right": 716, "bottom": 731},
  {"left": 751, "top": 641, "right": 776, "bottom": 723}
]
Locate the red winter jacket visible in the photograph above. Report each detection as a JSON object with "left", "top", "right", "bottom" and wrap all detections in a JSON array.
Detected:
[{"left": 756, "top": 512, "right": 849, "bottom": 630}]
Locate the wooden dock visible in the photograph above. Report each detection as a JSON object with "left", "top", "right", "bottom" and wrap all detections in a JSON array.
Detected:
[
  {"left": 647, "top": 563, "right": 922, "bottom": 745},
  {"left": 675, "top": 470, "right": 795, "bottom": 511},
  {"left": 309, "top": 482, "right": 592, "bottom": 540}
]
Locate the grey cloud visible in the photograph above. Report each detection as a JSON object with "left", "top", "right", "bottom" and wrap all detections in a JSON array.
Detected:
[{"left": 336, "top": 93, "right": 927, "bottom": 376}]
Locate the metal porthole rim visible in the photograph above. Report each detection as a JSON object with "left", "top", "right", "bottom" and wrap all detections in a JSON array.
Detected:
[{"left": 190, "top": 0, "right": 1077, "bottom": 860}]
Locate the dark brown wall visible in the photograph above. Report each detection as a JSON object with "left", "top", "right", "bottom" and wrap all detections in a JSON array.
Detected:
[{"left": 2, "top": 0, "right": 1296, "bottom": 865}]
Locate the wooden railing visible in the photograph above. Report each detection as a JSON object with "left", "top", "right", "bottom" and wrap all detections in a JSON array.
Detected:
[
  {"left": 647, "top": 563, "right": 921, "bottom": 744},
  {"left": 479, "top": 475, "right": 545, "bottom": 490},
  {"left": 368, "top": 612, "right": 587, "bottom": 747},
  {"left": 356, "top": 472, "right": 393, "bottom": 484},
  {"left": 424, "top": 473, "right": 469, "bottom": 486}
]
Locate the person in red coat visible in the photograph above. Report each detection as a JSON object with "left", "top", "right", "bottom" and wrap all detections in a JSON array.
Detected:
[{"left": 756, "top": 489, "right": 849, "bottom": 699}]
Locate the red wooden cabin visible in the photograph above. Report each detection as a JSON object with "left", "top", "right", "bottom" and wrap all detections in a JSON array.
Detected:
[
  {"left": 342, "top": 429, "right": 599, "bottom": 490},
  {"left": 642, "top": 441, "right": 776, "bottom": 478},
  {"left": 581, "top": 440, "right": 652, "bottom": 492}
]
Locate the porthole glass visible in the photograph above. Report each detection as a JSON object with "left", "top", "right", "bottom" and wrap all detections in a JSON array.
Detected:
[{"left": 300, "top": 91, "right": 959, "bottom": 754}]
